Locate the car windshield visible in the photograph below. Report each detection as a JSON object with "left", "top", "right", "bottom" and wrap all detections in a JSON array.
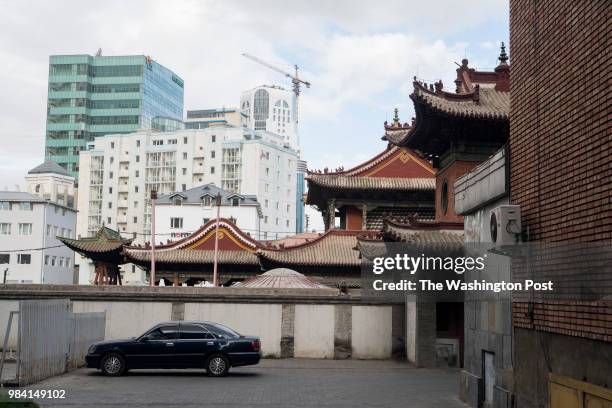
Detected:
[{"left": 206, "top": 323, "right": 241, "bottom": 339}]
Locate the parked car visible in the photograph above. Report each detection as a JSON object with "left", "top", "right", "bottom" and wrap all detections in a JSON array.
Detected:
[{"left": 85, "top": 321, "right": 261, "bottom": 377}]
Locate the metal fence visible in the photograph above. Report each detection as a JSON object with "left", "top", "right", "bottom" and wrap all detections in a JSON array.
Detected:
[
  {"left": 0, "top": 299, "right": 106, "bottom": 386},
  {"left": 68, "top": 311, "right": 105, "bottom": 370}
]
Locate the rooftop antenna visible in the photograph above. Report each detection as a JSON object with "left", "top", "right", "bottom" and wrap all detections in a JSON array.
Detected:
[{"left": 95, "top": 48, "right": 102, "bottom": 57}]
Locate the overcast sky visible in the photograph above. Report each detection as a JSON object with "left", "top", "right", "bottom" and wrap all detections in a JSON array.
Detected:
[{"left": 0, "top": 0, "right": 508, "bottom": 229}]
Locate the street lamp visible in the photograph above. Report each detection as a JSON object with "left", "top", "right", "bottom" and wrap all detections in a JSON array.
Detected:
[
  {"left": 150, "top": 190, "right": 157, "bottom": 286},
  {"left": 212, "top": 193, "right": 221, "bottom": 287}
]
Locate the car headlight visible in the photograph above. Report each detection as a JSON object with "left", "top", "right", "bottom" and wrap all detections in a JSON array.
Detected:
[{"left": 88, "top": 345, "right": 97, "bottom": 354}]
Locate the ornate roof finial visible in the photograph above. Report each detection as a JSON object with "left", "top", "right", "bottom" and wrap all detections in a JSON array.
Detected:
[
  {"left": 393, "top": 108, "right": 400, "bottom": 125},
  {"left": 498, "top": 42, "right": 508, "bottom": 64}
]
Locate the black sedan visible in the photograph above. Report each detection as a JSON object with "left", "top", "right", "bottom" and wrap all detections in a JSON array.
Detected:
[{"left": 86, "top": 321, "right": 261, "bottom": 377}]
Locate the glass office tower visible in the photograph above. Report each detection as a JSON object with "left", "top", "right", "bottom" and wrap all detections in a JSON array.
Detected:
[{"left": 45, "top": 54, "right": 184, "bottom": 179}]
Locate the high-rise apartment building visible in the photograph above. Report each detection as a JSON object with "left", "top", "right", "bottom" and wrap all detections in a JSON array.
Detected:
[
  {"left": 45, "top": 54, "right": 184, "bottom": 178},
  {"left": 76, "top": 125, "right": 298, "bottom": 283},
  {"left": 240, "top": 85, "right": 298, "bottom": 151}
]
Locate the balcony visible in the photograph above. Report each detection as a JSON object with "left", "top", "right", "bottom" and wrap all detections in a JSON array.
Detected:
[{"left": 118, "top": 200, "right": 128, "bottom": 208}]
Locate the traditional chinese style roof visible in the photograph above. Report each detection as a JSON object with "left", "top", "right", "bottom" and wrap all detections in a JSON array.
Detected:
[
  {"left": 264, "top": 232, "right": 321, "bottom": 248},
  {"left": 306, "top": 145, "right": 435, "bottom": 210},
  {"left": 385, "top": 47, "right": 510, "bottom": 157},
  {"left": 235, "top": 269, "right": 332, "bottom": 289},
  {"left": 257, "top": 229, "right": 378, "bottom": 270},
  {"left": 123, "top": 218, "right": 262, "bottom": 270},
  {"left": 59, "top": 226, "right": 132, "bottom": 263},
  {"left": 307, "top": 174, "right": 435, "bottom": 191},
  {"left": 381, "top": 217, "right": 464, "bottom": 244}
]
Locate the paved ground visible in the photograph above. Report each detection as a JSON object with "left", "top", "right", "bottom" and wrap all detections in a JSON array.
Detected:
[{"left": 14, "top": 359, "right": 466, "bottom": 408}]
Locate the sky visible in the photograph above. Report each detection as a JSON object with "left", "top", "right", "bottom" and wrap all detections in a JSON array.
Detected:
[{"left": 0, "top": 0, "right": 509, "bottom": 230}]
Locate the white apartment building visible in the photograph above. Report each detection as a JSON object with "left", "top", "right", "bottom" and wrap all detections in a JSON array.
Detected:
[
  {"left": 154, "top": 184, "right": 262, "bottom": 244},
  {"left": 25, "top": 161, "right": 77, "bottom": 209},
  {"left": 240, "top": 85, "right": 299, "bottom": 151},
  {"left": 77, "top": 124, "right": 298, "bottom": 246},
  {"left": 0, "top": 191, "right": 76, "bottom": 284}
]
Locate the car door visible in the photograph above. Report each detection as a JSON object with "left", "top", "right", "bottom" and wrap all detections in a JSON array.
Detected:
[
  {"left": 127, "top": 324, "right": 179, "bottom": 368},
  {"left": 174, "top": 323, "right": 218, "bottom": 368}
]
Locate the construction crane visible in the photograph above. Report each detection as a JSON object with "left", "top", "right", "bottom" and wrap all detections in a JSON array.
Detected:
[{"left": 242, "top": 53, "right": 311, "bottom": 98}]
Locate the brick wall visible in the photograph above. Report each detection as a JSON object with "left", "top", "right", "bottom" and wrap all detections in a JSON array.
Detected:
[
  {"left": 509, "top": 0, "right": 611, "bottom": 242},
  {"left": 509, "top": 0, "right": 611, "bottom": 340}
]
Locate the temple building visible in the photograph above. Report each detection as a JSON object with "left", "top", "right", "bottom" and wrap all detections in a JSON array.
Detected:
[{"left": 306, "top": 116, "right": 436, "bottom": 231}]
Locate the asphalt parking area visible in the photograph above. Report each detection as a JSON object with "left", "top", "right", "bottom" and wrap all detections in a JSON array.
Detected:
[{"left": 16, "top": 359, "right": 467, "bottom": 407}]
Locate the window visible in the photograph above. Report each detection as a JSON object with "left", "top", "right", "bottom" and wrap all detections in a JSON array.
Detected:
[
  {"left": 135, "top": 170, "right": 140, "bottom": 177},
  {"left": 0, "top": 254, "right": 9, "bottom": 264},
  {"left": 182, "top": 184, "right": 186, "bottom": 191},
  {"left": 183, "top": 152, "right": 187, "bottom": 160},
  {"left": 210, "top": 166, "right": 215, "bottom": 174},
  {"left": 441, "top": 180, "right": 449, "bottom": 215},
  {"left": 264, "top": 216, "right": 268, "bottom": 223},
  {"left": 133, "top": 217, "right": 138, "bottom": 223},
  {"left": 170, "top": 217, "right": 183, "bottom": 229},
  {"left": 134, "top": 201, "right": 138, "bottom": 208},
  {"left": 59, "top": 257, "right": 64, "bottom": 267},
  {"left": 183, "top": 137, "right": 188, "bottom": 144},
  {"left": 205, "top": 323, "right": 240, "bottom": 339},
  {"left": 136, "top": 155, "right": 140, "bottom": 163},
  {"left": 0, "top": 202, "right": 9, "bottom": 210},
  {"left": 110, "top": 142, "right": 115, "bottom": 149},
  {"left": 110, "top": 157, "right": 114, "bottom": 164},
  {"left": 144, "top": 324, "right": 179, "bottom": 341},
  {"left": 67, "top": 229, "right": 72, "bottom": 238},
  {"left": 108, "top": 202, "right": 112, "bottom": 209},
  {"left": 46, "top": 224, "right": 52, "bottom": 236},
  {"left": 287, "top": 204, "right": 291, "bottom": 212},
  {"left": 53, "top": 226, "right": 58, "bottom": 236},
  {"left": 17, "top": 254, "right": 31, "bottom": 264},
  {"left": 51, "top": 256, "right": 56, "bottom": 266},
  {"left": 60, "top": 227, "right": 65, "bottom": 237},
  {"left": 109, "top": 171, "right": 113, "bottom": 179},
  {"left": 231, "top": 198, "right": 240, "bottom": 207},
  {"left": 20, "top": 202, "right": 32, "bottom": 211},
  {"left": 109, "top": 187, "right": 113, "bottom": 194},
  {"left": 211, "top": 135, "right": 216, "bottom": 143},
  {"left": 174, "top": 198, "right": 182, "bottom": 206},
  {"left": 211, "top": 151, "right": 215, "bottom": 158},
  {"left": 17, "top": 223, "right": 32, "bottom": 235},
  {"left": 182, "top": 168, "right": 187, "bottom": 175},
  {"left": 202, "top": 196, "right": 212, "bottom": 206},
  {"left": 265, "top": 199, "right": 268, "bottom": 208},
  {"left": 286, "top": 220, "right": 290, "bottom": 227},
  {"left": 153, "top": 140, "right": 163, "bottom": 146},
  {"left": 0, "top": 223, "right": 11, "bottom": 235},
  {"left": 135, "top": 186, "right": 139, "bottom": 193},
  {"left": 168, "top": 139, "right": 177, "bottom": 145},
  {"left": 44, "top": 255, "right": 49, "bottom": 265},
  {"left": 179, "top": 324, "right": 214, "bottom": 339},
  {"left": 136, "top": 140, "right": 141, "bottom": 147}
]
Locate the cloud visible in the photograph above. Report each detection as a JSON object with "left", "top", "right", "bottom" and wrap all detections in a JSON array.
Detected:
[{"left": 0, "top": 0, "right": 508, "bottom": 188}]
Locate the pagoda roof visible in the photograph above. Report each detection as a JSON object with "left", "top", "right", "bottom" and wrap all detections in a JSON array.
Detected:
[
  {"left": 307, "top": 174, "right": 435, "bottom": 192},
  {"left": 123, "top": 218, "right": 261, "bottom": 267},
  {"left": 385, "top": 54, "right": 510, "bottom": 156},
  {"left": 58, "top": 226, "right": 131, "bottom": 261},
  {"left": 257, "top": 229, "right": 378, "bottom": 268}
]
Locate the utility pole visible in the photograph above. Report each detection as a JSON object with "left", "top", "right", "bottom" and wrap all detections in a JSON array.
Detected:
[
  {"left": 212, "top": 193, "right": 221, "bottom": 287},
  {"left": 150, "top": 190, "right": 157, "bottom": 286}
]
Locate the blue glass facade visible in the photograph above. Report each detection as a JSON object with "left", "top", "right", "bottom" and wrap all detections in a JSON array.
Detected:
[{"left": 45, "top": 54, "right": 184, "bottom": 179}]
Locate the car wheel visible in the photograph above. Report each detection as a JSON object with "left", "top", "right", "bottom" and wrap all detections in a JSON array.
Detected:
[
  {"left": 206, "top": 354, "right": 229, "bottom": 377},
  {"left": 101, "top": 353, "right": 126, "bottom": 376}
]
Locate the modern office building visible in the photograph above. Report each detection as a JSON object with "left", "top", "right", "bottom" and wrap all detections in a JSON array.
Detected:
[
  {"left": 240, "top": 85, "right": 299, "bottom": 151},
  {"left": 0, "top": 162, "right": 77, "bottom": 284},
  {"left": 76, "top": 124, "right": 299, "bottom": 282},
  {"left": 154, "top": 184, "right": 262, "bottom": 244},
  {"left": 45, "top": 53, "right": 184, "bottom": 178},
  {"left": 184, "top": 108, "right": 242, "bottom": 129}
]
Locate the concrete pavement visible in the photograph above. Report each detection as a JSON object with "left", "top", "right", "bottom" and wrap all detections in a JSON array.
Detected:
[{"left": 17, "top": 359, "right": 467, "bottom": 407}]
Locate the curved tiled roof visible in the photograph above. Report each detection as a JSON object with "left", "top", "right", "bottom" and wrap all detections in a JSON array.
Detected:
[
  {"left": 124, "top": 248, "right": 259, "bottom": 265},
  {"left": 257, "top": 230, "right": 376, "bottom": 267},
  {"left": 235, "top": 269, "right": 332, "bottom": 289},
  {"left": 412, "top": 83, "right": 509, "bottom": 121},
  {"left": 382, "top": 218, "right": 464, "bottom": 244},
  {"left": 58, "top": 226, "right": 131, "bottom": 254},
  {"left": 306, "top": 175, "right": 435, "bottom": 191}
]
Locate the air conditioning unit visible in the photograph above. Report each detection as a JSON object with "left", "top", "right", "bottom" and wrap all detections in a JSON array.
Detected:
[{"left": 490, "top": 205, "right": 521, "bottom": 245}]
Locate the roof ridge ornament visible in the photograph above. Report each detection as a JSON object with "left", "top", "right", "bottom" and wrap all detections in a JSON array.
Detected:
[{"left": 498, "top": 42, "right": 509, "bottom": 64}]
